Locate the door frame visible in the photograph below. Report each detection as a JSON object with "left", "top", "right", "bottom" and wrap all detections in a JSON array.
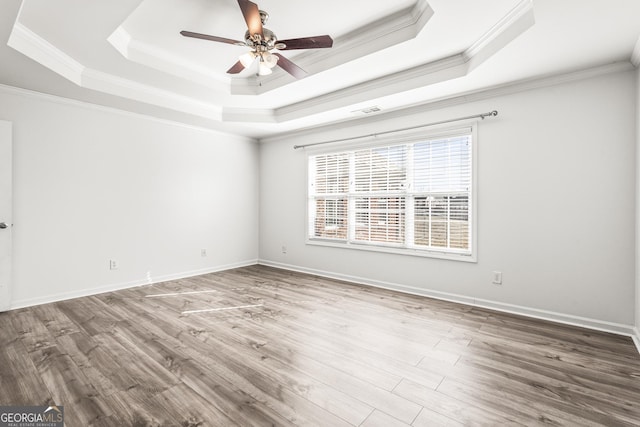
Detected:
[{"left": 0, "top": 120, "right": 12, "bottom": 311}]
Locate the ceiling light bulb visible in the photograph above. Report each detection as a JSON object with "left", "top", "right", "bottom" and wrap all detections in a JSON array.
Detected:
[
  {"left": 258, "top": 62, "right": 273, "bottom": 76},
  {"left": 262, "top": 52, "right": 278, "bottom": 68},
  {"left": 239, "top": 52, "right": 256, "bottom": 68}
]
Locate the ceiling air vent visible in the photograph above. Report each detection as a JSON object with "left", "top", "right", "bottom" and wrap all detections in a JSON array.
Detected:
[{"left": 352, "top": 106, "right": 382, "bottom": 115}]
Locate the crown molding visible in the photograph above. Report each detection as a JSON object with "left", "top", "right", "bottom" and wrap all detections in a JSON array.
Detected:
[
  {"left": 274, "top": 54, "right": 468, "bottom": 122},
  {"left": 81, "top": 69, "right": 222, "bottom": 120},
  {"left": 0, "top": 83, "right": 255, "bottom": 141},
  {"left": 465, "top": 0, "right": 533, "bottom": 59},
  {"left": 222, "top": 107, "right": 276, "bottom": 123},
  {"left": 108, "top": 26, "right": 229, "bottom": 91},
  {"left": 7, "top": 20, "right": 222, "bottom": 121},
  {"left": 107, "top": 25, "right": 131, "bottom": 59},
  {"left": 259, "top": 61, "right": 634, "bottom": 144},
  {"left": 464, "top": 0, "right": 535, "bottom": 70},
  {"left": 7, "top": 22, "right": 85, "bottom": 85}
]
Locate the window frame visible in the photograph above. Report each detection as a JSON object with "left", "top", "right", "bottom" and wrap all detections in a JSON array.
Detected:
[{"left": 305, "top": 125, "right": 478, "bottom": 263}]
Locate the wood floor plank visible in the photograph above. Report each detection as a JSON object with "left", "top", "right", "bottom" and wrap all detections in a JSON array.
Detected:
[
  {"left": 91, "top": 330, "right": 179, "bottom": 396},
  {"left": 110, "top": 323, "right": 307, "bottom": 427},
  {"left": 237, "top": 270, "right": 452, "bottom": 343},
  {"left": 27, "top": 345, "right": 108, "bottom": 426},
  {"left": 55, "top": 296, "right": 120, "bottom": 336},
  {"left": 54, "top": 331, "right": 138, "bottom": 397},
  {"left": 140, "top": 316, "right": 372, "bottom": 425},
  {"left": 454, "top": 352, "right": 640, "bottom": 425},
  {"left": 10, "top": 308, "right": 56, "bottom": 352},
  {"left": 393, "top": 378, "right": 523, "bottom": 426},
  {"left": 477, "top": 321, "right": 640, "bottom": 375},
  {"left": 361, "top": 409, "right": 412, "bottom": 427},
  {"left": 0, "top": 265, "right": 638, "bottom": 426},
  {"left": 92, "top": 385, "right": 185, "bottom": 426},
  {"left": 253, "top": 309, "right": 446, "bottom": 390},
  {"left": 464, "top": 336, "right": 640, "bottom": 406},
  {"left": 33, "top": 303, "right": 80, "bottom": 338},
  {"left": 481, "top": 310, "right": 640, "bottom": 360},
  {"left": 0, "top": 328, "right": 52, "bottom": 405},
  {"left": 195, "top": 318, "right": 422, "bottom": 424},
  {"left": 152, "top": 384, "right": 241, "bottom": 426},
  {"left": 104, "top": 301, "right": 363, "bottom": 426},
  {"left": 225, "top": 316, "right": 404, "bottom": 392},
  {"left": 435, "top": 372, "right": 608, "bottom": 427},
  {"left": 412, "top": 407, "right": 465, "bottom": 427}
]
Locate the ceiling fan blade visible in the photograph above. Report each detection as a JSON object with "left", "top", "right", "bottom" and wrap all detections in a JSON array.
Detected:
[
  {"left": 277, "top": 35, "right": 333, "bottom": 50},
  {"left": 273, "top": 53, "right": 307, "bottom": 79},
  {"left": 227, "top": 60, "right": 246, "bottom": 74},
  {"left": 237, "top": 0, "right": 263, "bottom": 38},
  {"left": 180, "top": 31, "right": 244, "bottom": 46}
]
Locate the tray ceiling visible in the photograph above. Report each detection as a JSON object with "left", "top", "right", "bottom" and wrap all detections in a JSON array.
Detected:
[{"left": 3, "top": 0, "right": 640, "bottom": 138}]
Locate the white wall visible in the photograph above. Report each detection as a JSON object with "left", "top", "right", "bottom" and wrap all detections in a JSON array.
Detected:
[
  {"left": 0, "top": 88, "right": 259, "bottom": 308},
  {"left": 260, "top": 69, "right": 637, "bottom": 329}
]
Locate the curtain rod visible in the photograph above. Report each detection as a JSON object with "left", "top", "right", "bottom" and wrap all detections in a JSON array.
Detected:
[{"left": 293, "top": 110, "right": 498, "bottom": 150}]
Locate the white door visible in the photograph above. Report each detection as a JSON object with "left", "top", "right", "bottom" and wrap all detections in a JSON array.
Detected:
[{"left": 0, "top": 121, "right": 12, "bottom": 311}]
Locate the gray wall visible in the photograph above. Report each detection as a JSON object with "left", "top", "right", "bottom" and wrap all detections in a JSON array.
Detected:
[
  {"left": 260, "top": 69, "right": 637, "bottom": 329},
  {"left": 1, "top": 88, "right": 259, "bottom": 308}
]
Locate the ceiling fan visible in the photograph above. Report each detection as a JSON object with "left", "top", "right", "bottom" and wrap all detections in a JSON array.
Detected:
[{"left": 181, "top": 0, "right": 334, "bottom": 79}]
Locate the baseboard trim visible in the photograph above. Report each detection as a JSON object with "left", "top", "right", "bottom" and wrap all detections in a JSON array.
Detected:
[
  {"left": 633, "top": 327, "right": 640, "bottom": 355},
  {"left": 258, "top": 259, "right": 638, "bottom": 341},
  {"left": 9, "top": 259, "right": 258, "bottom": 310}
]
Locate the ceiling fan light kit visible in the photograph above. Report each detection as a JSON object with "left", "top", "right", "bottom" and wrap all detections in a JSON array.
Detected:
[{"left": 181, "top": 0, "right": 333, "bottom": 79}]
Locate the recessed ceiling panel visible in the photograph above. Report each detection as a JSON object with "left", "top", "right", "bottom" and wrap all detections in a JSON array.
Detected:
[
  {"left": 24, "top": 0, "right": 640, "bottom": 137},
  {"left": 110, "top": 0, "right": 431, "bottom": 92}
]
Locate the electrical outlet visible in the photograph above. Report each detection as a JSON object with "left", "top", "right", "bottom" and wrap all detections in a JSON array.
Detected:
[
  {"left": 109, "top": 259, "right": 118, "bottom": 270},
  {"left": 201, "top": 249, "right": 207, "bottom": 257},
  {"left": 492, "top": 271, "right": 503, "bottom": 285},
  {"left": 281, "top": 245, "right": 287, "bottom": 254}
]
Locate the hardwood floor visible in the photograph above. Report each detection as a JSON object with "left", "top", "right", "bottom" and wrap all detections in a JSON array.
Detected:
[{"left": 1, "top": 265, "right": 639, "bottom": 426}]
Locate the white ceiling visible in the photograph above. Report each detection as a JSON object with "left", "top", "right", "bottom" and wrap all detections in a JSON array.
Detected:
[{"left": 2, "top": 0, "right": 640, "bottom": 139}]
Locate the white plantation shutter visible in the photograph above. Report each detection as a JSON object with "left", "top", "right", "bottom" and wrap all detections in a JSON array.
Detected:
[
  {"left": 411, "top": 135, "right": 471, "bottom": 252},
  {"left": 354, "top": 145, "right": 407, "bottom": 192},
  {"left": 308, "top": 153, "right": 349, "bottom": 240},
  {"left": 353, "top": 145, "right": 407, "bottom": 245},
  {"left": 308, "top": 129, "right": 473, "bottom": 258}
]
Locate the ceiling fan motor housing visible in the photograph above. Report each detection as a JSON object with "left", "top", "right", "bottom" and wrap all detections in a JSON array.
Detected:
[{"left": 245, "top": 28, "right": 277, "bottom": 50}]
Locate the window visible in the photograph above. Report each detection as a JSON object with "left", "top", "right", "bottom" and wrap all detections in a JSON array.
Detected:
[{"left": 308, "top": 129, "right": 475, "bottom": 260}]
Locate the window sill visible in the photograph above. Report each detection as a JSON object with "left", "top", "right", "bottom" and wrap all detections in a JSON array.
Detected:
[{"left": 306, "top": 238, "right": 477, "bottom": 263}]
